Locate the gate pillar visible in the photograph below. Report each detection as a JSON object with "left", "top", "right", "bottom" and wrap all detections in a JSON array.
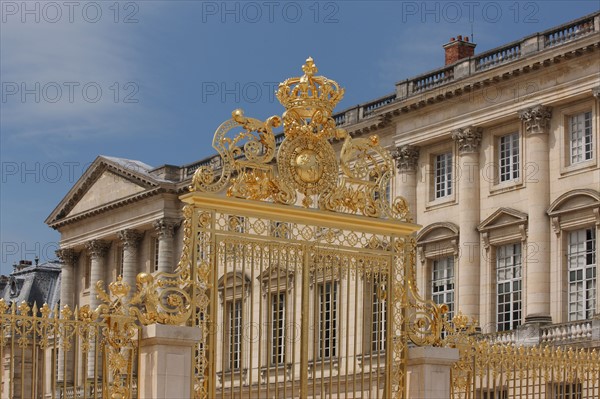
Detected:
[
  {"left": 139, "top": 324, "right": 201, "bottom": 399},
  {"left": 407, "top": 347, "right": 458, "bottom": 399}
]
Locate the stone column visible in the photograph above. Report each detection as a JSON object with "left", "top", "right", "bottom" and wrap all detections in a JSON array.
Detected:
[
  {"left": 84, "top": 239, "right": 109, "bottom": 379},
  {"left": 394, "top": 144, "right": 420, "bottom": 220},
  {"left": 452, "top": 126, "right": 482, "bottom": 319},
  {"left": 519, "top": 104, "right": 552, "bottom": 324},
  {"left": 56, "top": 248, "right": 78, "bottom": 382},
  {"left": 117, "top": 229, "right": 142, "bottom": 293},
  {"left": 153, "top": 219, "right": 178, "bottom": 273}
]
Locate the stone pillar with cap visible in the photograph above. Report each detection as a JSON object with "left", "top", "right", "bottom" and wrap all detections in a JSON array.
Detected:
[
  {"left": 519, "top": 104, "right": 553, "bottom": 324},
  {"left": 153, "top": 219, "right": 178, "bottom": 273},
  {"left": 452, "top": 126, "right": 482, "bottom": 319}
]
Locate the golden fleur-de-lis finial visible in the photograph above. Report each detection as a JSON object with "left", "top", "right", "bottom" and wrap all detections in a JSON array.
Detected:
[{"left": 302, "top": 57, "right": 318, "bottom": 76}]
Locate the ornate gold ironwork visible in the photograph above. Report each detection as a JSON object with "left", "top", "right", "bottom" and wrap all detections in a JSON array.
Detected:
[
  {"left": 450, "top": 341, "right": 600, "bottom": 399},
  {"left": 190, "top": 57, "right": 410, "bottom": 220}
]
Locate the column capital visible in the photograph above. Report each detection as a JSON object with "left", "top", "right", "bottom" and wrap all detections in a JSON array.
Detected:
[
  {"left": 153, "top": 218, "right": 179, "bottom": 239},
  {"left": 118, "top": 229, "right": 143, "bottom": 249},
  {"left": 518, "top": 104, "right": 552, "bottom": 135},
  {"left": 85, "top": 239, "right": 109, "bottom": 259},
  {"left": 451, "top": 126, "right": 482, "bottom": 154},
  {"left": 592, "top": 86, "right": 600, "bottom": 101},
  {"left": 394, "top": 145, "right": 420, "bottom": 173},
  {"left": 56, "top": 248, "right": 79, "bottom": 265}
]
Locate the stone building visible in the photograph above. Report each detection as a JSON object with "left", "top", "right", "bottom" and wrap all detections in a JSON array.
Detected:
[{"left": 45, "top": 10, "right": 600, "bottom": 392}]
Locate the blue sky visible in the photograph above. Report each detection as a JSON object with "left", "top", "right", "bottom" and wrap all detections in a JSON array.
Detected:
[{"left": 1, "top": 0, "right": 599, "bottom": 274}]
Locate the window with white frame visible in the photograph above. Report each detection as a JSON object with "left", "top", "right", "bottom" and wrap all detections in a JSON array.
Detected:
[
  {"left": 549, "top": 382, "right": 582, "bottom": 399},
  {"left": 370, "top": 275, "right": 387, "bottom": 353},
  {"left": 569, "top": 111, "right": 593, "bottom": 165},
  {"left": 498, "top": 132, "right": 520, "bottom": 182},
  {"left": 226, "top": 298, "right": 243, "bottom": 370},
  {"left": 432, "top": 257, "right": 454, "bottom": 321},
  {"left": 270, "top": 291, "right": 286, "bottom": 365},
  {"left": 496, "top": 243, "right": 522, "bottom": 331},
  {"left": 568, "top": 228, "right": 596, "bottom": 321},
  {"left": 317, "top": 281, "right": 338, "bottom": 359},
  {"left": 434, "top": 152, "right": 453, "bottom": 199}
]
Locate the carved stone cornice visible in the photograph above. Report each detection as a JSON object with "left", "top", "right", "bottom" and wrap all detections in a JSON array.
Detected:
[
  {"left": 118, "top": 229, "right": 143, "bottom": 249},
  {"left": 592, "top": 86, "right": 600, "bottom": 101},
  {"left": 85, "top": 240, "right": 109, "bottom": 259},
  {"left": 518, "top": 105, "right": 552, "bottom": 135},
  {"left": 56, "top": 248, "right": 79, "bottom": 265},
  {"left": 394, "top": 145, "right": 420, "bottom": 173},
  {"left": 451, "top": 126, "right": 482, "bottom": 154},
  {"left": 153, "top": 218, "right": 179, "bottom": 239}
]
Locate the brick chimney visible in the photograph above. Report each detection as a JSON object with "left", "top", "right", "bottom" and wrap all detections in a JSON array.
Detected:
[{"left": 443, "top": 35, "right": 476, "bottom": 65}]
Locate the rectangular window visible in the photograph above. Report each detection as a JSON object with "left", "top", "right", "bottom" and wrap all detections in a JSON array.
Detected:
[
  {"left": 569, "top": 111, "right": 593, "bottom": 164},
  {"left": 117, "top": 245, "right": 124, "bottom": 277},
  {"left": 475, "top": 388, "right": 508, "bottom": 399},
  {"left": 270, "top": 292, "right": 286, "bottom": 365},
  {"left": 498, "top": 133, "right": 520, "bottom": 182},
  {"left": 153, "top": 237, "right": 160, "bottom": 272},
  {"left": 371, "top": 277, "right": 387, "bottom": 352},
  {"left": 227, "top": 299, "right": 243, "bottom": 370},
  {"left": 84, "top": 256, "right": 92, "bottom": 289},
  {"left": 432, "top": 257, "right": 455, "bottom": 321},
  {"left": 434, "top": 152, "right": 453, "bottom": 199},
  {"left": 549, "top": 382, "right": 582, "bottom": 399},
  {"left": 568, "top": 228, "right": 596, "bottom": 321},
  {"left": 497, "top": 243, "right": 522, "bottom": 331},
  {"left": 318, "top": 281, "right": 337, "bottom": 359}
]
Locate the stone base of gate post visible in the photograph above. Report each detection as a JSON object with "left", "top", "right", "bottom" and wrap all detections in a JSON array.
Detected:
[
  {"left": 407, "top": 346, "right": 459, "bottom": 399},
  {"left": 139, "top": 324, "right": 201, "bottom": 399}
]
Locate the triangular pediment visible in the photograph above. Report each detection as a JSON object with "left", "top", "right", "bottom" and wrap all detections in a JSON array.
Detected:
[
  {"left": 478, "top": 208, "right": 528, "bottom": 232},
  {"left": 45, "top": 156, "right": 166, "bottom": 227},
  {"left": 67, "top": 171, "right": 146, "bottom": 217}
]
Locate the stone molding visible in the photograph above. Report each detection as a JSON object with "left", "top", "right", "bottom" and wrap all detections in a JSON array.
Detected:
[
  {"left": 518, "top": 104, "right": 552, "bottom": 135},
  {"left": 451, "top": 126, "right": 482, "bottom": 154},
  {"left": 56, "top": 248, "right": 79, "bottom": 265},
  {"left": 85, "top": 239, "right": 110, "bottom": 259},
  {"left": 118, "top": 229, "right": 143, "bottom": 249},
  {"left": 394, "top": 145, "right": 420, "bottom": 172},
  {"left": 153, "top": 218, "right": 179, "bottom": 239},
  {"left": 592, "top": 86, "right": 600, "bottom": 100}
]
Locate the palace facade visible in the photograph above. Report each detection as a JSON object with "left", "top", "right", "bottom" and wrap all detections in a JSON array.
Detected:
[{"left": 42, "top": 10, "right": 600, "bottom": 395}]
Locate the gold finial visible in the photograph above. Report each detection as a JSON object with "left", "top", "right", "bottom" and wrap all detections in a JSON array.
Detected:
[
  {"left": 276, "top": 57, "right": 344, "bottom": 119},
  {"left": 302, "top": 57, "right": 318, "bottom": 76}
]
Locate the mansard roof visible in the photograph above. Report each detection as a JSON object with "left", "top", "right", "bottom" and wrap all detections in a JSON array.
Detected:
[
  {"left": 45, "top": 155, "right": 178, "bottom": 229},
  {"left": 0, "top": 261, "right": 61, "bottom": 310}
]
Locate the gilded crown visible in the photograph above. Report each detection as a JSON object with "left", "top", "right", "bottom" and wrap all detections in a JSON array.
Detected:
[{"left": 276, "top": 57, "right": 344, "bottom": 119}]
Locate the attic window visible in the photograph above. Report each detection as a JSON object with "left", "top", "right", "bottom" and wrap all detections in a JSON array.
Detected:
[{"left": 9, "top": 277, "right": 19, "bottom": 298}]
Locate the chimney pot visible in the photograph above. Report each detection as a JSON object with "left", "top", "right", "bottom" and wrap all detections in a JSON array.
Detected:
[{"left": 457, "top": 35, "right": 462, "bottom": 40}]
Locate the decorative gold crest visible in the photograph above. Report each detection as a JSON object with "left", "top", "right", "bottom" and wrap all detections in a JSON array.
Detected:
[{"left": 190, "top": 57, "right": 410, "bottom": 221}]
